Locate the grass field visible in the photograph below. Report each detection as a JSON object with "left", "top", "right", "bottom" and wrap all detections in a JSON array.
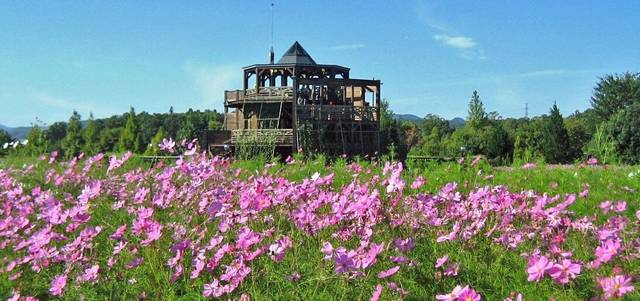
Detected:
[{"left": 1, "top": 152, "right": 639, "bottom": 300}]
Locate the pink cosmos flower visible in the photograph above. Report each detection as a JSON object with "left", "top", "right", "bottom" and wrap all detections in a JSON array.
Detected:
[
  {"left": 159, "top": 138, "right": 176, "bottom": 153},
  {"left": 377, "top": 266, "right": 400, "bottom": 279},
  {"left": 436, "top": 255, "right": 449, "bottom": 268},
  {"left": 594, "top": 238, "right": 621, "bottom": 264},
  {"left": 527, "top": 255, "right": 552, "bottom": 282},
  {"left": 334, "top": 252, "right": 355, "bottom": 274},
  {"left": 411, "top": 176, "right": 426, "bottom": 189},
  {"left": 435, "top": 285, "right": 468, "bottom": 301},
  {"left": 587, "top": 157, "right": 598, "bottom": 165},
  {"left": 600, "top": 201, "right": 613, "bottom": 214},
  {"left": 444, "top": 263, "right": 460, "bottom": 277},
  {"left": 79, "top": 265, "right": 100, "bottom": 283},
  {"left": 50, "top": 274, "right": 67, "bottom": 296},
  {"left": 394, "top": 237, "right": 415, "bottom": 253},
  {"left": 458, "top": 286, "right": 482, "bottom": 301},
  {"left": 371, "top": 284, "right": 383, "bottom": 301},
  {"left": 522, "top": 163, "right": 536, "bottom": 169},
  {"left": 547, "top": 259, "right": 581, "bottom": 284},
  {"left": 321, "top": 242, "right": 334, "bottom": 260},
  {"left": 613, "top": 201, "right": 626, "bottom": 213},
  {"left": 598, "top": 274, "right": 634, "bottom": 299}
]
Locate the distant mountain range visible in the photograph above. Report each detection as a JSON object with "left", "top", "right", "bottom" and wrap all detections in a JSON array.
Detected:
[
  {"left": 392, "top": 114, "right": 466, "bottom": 128},
  {"left": 0, "top": 124, "right": 35, "bottom": 140}
]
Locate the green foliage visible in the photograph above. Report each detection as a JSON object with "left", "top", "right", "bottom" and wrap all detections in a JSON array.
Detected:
[
  {"left": 98, "top": 128, "right": 121, "bottom": 153},
  {"left": 590, "top": 72, "right": 640, "bottom": 120},
  {"left": 540, "top": 104, "right": 571, "bottom": 163},
  {"left": 23, "top": 125, "right": 49, "bottom": 156},
  {"left": 0, "top": 129, "right": 12, "bottom": 156},
  {"left": 46, "top": 121, "right": 67, "bottom": 151},
  {"left": 380, "top": 99, "right": 403, "bottom": 156},
  {"left": 467, "top": 90, "right": 488, "bottom": 128},
  {"left": 62, "top": 110, "right": 83, "bottom": 159},
  {"left": 118, "top": 107, "right": 142, "bottom": 153},
  {"left": 82, "top": 113, "right": 99, "bottom": 155},
  {"left": 585, "top": 124, "right": 618, "bottom": 165},
  {"left": 144, "top": 127, "right": 166, "bottom": 156},
  {"left": 607, "top": 102, "right": 640, "bottom": 164}
]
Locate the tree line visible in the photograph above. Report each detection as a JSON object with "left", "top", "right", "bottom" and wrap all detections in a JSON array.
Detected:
[
  {"left": 0, "top": 107, "right": 223, "bottom": 158},
  {"left": 1, "top": 72, "right": 638, "bottom": 164},
  {"left": 380, "top": 72, "right": 640, "bottom": 165}
]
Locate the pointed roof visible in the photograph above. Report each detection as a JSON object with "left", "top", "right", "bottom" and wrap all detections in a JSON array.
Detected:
[{"left": 277, "top": 41, "right": 316, "bottom": 65}]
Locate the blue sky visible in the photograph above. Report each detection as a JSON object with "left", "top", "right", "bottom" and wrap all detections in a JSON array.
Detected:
[{"left": 1, "top": 0, "right": 639, "bottom": 126}]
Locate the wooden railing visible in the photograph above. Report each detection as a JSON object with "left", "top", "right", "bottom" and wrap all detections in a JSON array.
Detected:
[
  {"left": 225, "top": 87, "right": 294, "bottom": 105},
  {"left": 230, "top": 129, "right": 294, "bottom": 145}
]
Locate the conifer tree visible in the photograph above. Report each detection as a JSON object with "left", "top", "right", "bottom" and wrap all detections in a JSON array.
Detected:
[
  {"left": 118, "top": 107, "right": 142, "bottom": 152},
  {"left": 82, "top": 112, "right": 99, "bottom": 155},
  {"left": 145, "top": 127, "right": 166, "bottom": 155},
  {"left": 467, "top": 90, "right": 487, "bottom": 128},
  {"left": 62, "top": 110, "right": 83, "bottom": 158},
  {"left": 541, "top": 103, "right": 570, "bottom": 163}
]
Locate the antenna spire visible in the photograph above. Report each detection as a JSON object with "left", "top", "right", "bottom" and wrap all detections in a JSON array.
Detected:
[
  {"left": 269, "top": 2, "right": 275, "bottom": 64},
  {"left": 525, "top": 102, "right": 528, "bottom": 118}
]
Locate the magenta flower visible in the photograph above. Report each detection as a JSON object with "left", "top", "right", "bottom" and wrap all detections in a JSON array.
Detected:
[
  {"left": 594, "top": 238, "right": 621, "bottom": 264},
  {"left": 587, "top": 157, "right": 598, "bottom": 165},
  {"left": 458, "top": 286, "right": 482, "bottom": 301},
  {"left": 613, "top": 201, "right": 627, "bottom": 213},
  {"left": 598, "top": 274, "right": 634, "bottom": 299},
  {"left": 435, "top": 255, "right": 449, "bottom": 268},
  {"left": 436, "top": 285, "right": 465, "bottom": 301},
  {"left": 49, "top": 274, "right": 67, "bottom": 296},
  {"left": 79, "top": 265, "right": 100, "bottom": 283},
  {"left": 159, "top": 138, "right": 176, "bottom": 153},
  {"left": 526, "top": 255, "right": 552, "bottom": 282},
  {"left": 377, "top": 266, "right": 400, "bottom": 279},
  {"left": 370, "top": 284, "right": 383, "bottom": 301},
  {"left": 547, "top": 259, "right": 581, "bottom": 284},
  {"left": 334, "top": 251, "right": 356, "bottom": 274}
]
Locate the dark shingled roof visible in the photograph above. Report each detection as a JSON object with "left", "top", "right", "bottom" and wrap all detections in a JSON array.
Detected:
[{"left": 277, "top": 41, "right": 316, "bottom": 65}]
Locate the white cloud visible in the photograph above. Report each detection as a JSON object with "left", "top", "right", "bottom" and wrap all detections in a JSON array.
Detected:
[
  {"left": 32, "top": 92, "right": 116, "bottom": 116},
  {"left": 328, "top": 44, "right": 366, "bottom": 50},
  {"left": 433, "top": 34, "right": 476, "bottom": 49},
  {"left": 184, "top": 62, "right": 240, "bottom": 109}
]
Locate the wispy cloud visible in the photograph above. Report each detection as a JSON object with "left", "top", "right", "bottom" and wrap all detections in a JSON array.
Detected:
[
  {"left": 433, "top": 34, "right": 476, "bottom": 49},
  {"left": 184, "top": 62, "right": 241, "bottom": 108},
  {"left": 328, "top": 43, "right": 366, "bottom": 50},
  {"left": 415, "top": 1, "right": 485, "bottom": 60},
  {"left": 32, "top": 92, "right": 116, "bottom": 116}
]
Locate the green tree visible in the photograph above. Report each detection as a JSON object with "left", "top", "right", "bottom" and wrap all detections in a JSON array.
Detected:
[
  {"left": 46, "top": 121, "right": 67, "bottom": 151},
  {"left": 62, "top": 111, "right": 83, "bottom": 158},
  {"left": 379, "top": 99, "right": 403, "bottom": 156},
  {"left": 590, "top": 72, "right": 640, "bottom": 120},
  {"left": 0, "top": 129, "right": 12, "bottom": 156},
  {"left": 607, "top": 102, "right": 640, "bottom": 164},
  {"left": 24, "top": 125, "right": 49, "bottom": 156},
  {"left": 145, "top": 127, "right": 166, "bottom": 155},
  {"left": 541, "top": 104, "right": 570, "bottom": 163},
  {"left": 118, "top": 107, "right": 142, "bottom": 153},
  {"left": 467, "top": 90, "right": 487, "bottom": 128},
  {"left": 98, "top": 128, "right": 121, "bottom": 152},
  {"left": 83, "top": 113, "right": 100, "bottom": 155}
]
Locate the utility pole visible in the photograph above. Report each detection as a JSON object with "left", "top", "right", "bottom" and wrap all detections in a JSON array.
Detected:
[{"left": 525, "top": 103, "right": 528, "bottom": 119}]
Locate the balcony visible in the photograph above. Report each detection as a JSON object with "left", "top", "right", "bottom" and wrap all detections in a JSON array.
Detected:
[
  {"left": 230, "top": 129, "right": 294, "bottom": 146},
  {"left": 225, "top": 87, "right": 294, "bottom": 107}
]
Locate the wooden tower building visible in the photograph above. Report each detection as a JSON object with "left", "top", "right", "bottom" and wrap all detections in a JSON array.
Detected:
[{"left": 206, "top": 41, "right": 381, "bottom": 156}]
